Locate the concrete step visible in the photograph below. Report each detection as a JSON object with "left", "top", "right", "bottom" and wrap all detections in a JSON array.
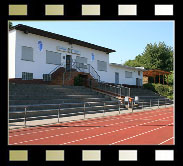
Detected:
[
  {"left": 9, "top": 87, "right": 92, "bottom": 93},
  {"left": 137, "top": 100, "right": 173, "bottom": 107},
  {"left": 9, "top": 104, "right": 119, "bottom": 122},
  {"left": 9, "top": 101, "right": 118, "bottom": 112},
  {"left": 132, "top": 96, "right": 165, "bottom": 99},
  {"left": 9, "top": 84, "right": 120, "bottom": 123},
  {"left": 9, "top": 94, "right": 108, "bottom": 100},
  {"left": 9, "top": 96, "right": 113, "bottom": 105},
  {"left": 9, "top": 86, "right": 99, "bottom": 92},
  {"left": 9, "top": 91, "right": 98, "bottom": 96},
  {"left": 9, "top": 84, "right": 89, "bottom": 89},
  {"left": 130, "top": 91, "right": 158, "bottom": 94}
]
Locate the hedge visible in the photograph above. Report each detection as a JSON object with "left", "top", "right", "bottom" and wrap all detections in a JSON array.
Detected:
[
  {"left": 143, "top": 83, "right": 173, "bottom": 100},
  {"left": 74, "top": 74, "right": 84, "bottom": 86}
]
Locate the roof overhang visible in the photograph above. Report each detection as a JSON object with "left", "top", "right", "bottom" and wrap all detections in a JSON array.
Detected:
[
  {"left": 143, "top": 69, "right": 171, "bottom": 77},
  {"left": 10, "top": 24, "right": 116, "bottom": 54}
]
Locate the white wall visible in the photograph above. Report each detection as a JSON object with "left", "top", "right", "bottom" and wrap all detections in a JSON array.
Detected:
[
  {"left": 8, "top": 30, "right": 16, "bottom": 78},
  {"left": 13, "top": 30, "right": 109, "bottom": 79},
  {"left": 107, "top": 65, "right": 143, "bottom": 85},
  {"left": 10, "top": 29, "right": 143, "bottom": 85}
]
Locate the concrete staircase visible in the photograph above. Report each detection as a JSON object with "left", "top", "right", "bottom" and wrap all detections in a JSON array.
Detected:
[
  {"left": 49, "top": 66, "right": 94, "bottom": 86},
  {"left": 130, "top": 87, "right": 173, "bottom": 106},
  {"left": 50, "top": 67, "right": 76, "bottom": 85},
  {"left": 9, "top": 83, "right": 119, "bottom": 123}
]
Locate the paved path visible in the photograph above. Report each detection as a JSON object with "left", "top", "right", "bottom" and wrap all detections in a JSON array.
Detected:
[{"left": 9, "top": 106, "right": 174, "bottom": 145}]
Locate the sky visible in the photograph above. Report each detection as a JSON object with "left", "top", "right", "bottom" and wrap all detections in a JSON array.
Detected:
[{"left": 11, "top": 21, "right": 174, "bottom": 64}]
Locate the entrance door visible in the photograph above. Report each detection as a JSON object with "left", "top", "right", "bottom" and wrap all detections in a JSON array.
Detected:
[
  {"left": 66, "top": 55, "right": 72, "bottom": 71},
  {"left": 136, "top": 78, "right": 139, "bottom": 87},
  {"left": 115, "top": 72, "right": 119, "bottom": 84}
]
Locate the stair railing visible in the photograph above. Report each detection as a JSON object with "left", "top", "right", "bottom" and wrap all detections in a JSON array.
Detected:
[
  {"left": 72, "top": 61, "right": 100, "bottom": 82},
  {"left": 88, "top": 64, "right": 100, "bottom": 82},
  {"left": 88, "top": 79, "right": 130, "bottom": 98},
  {"left": 49, "top": 63, "right": 65, "bottom": 75},
  {"left": 62, "top": 61, "right": 82, "bottom": 85},
  {"left": 63, "top": 60, "right": 101, "bottom": 85}
]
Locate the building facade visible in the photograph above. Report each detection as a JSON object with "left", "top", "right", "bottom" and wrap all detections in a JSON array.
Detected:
[{"left": 9, "top": 24, "right": 144, "bottom": 86}]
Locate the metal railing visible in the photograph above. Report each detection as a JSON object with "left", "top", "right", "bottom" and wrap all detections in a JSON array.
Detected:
[
  {"left": 72, "top": 62, "right": 100, "bottom": 81},
  {"left": 9, "top": 102, "right": 122, "bottom": 127},
  {"left": 62, "top": 61, "right": 101, "bottom": 85},
  {"left": 9, "top": 98, "right": 173, "bottom": 128},
  {"left": 45, "top": 58, "right": 101, "bottom": 86},
  {"left": 49, "top": 63, "right": 65, "bottom": 75},
  {"left": 125, "top": 97, "right": 173, "bottom": 112},
  {"left": 62, "top": 61, "right": 82, "bottom": 85},
  {"left": 88, "top": 64, "right": 100, "bottom": 82},
  {"left": 88, "top": 79, "right": 130, "bottom": 98}
]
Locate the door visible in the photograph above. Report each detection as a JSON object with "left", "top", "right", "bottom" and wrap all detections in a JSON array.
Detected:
[
  {"left": 115, "top": 72, "right": 119, "bottom": 84},
  {"left": 66, "top": 55, "right": 72, "bottom": 71},
  {"left": 139, "top": 79, "right": 142, "bottom": 87},
  {"left": 136, "top": 78, "right": 139, "bottom": 87}
]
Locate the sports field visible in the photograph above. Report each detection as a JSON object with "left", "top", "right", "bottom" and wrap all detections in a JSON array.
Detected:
[{"left": 9, "top": 107, "right": 174, "bottom": 145}]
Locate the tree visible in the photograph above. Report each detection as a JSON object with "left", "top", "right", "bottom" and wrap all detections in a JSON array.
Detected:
[
  {"left": 9, "top": 21, "right": 13, "bottom": 29},
  {"left": 124, "top": 42, "right": 173, "bottom": 72},
  {"left": 165, "top": 71, "right": 174, "bottom": 85}
]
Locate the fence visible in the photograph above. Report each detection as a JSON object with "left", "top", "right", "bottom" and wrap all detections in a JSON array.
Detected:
[
  {"left": 88, "top": 79, "right": 130, "bottom": 98},
  {"left": 9, "top": 97, "right": 173, "bottom": 127},
  {"left": 136, "top": 97, "right": 171, "bottom": 110}
]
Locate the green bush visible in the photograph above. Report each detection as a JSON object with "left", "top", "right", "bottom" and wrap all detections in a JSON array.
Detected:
[
  {"left": 165, "top": 71, "right": 174, "bottom": 85},
  {"left": 143, "top": 83, "right": 155, "bottom": 91},
  {"left": 74, "top": 74, "right": 84, "bottom": 86},
  {"left": 143, "top": 83, "right": 173, "bottom": 100},
  {"left": 154, "top": 84, "right": 169, "bottom": 96}
]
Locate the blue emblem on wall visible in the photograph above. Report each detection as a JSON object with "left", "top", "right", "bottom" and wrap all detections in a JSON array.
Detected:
[
  {"left": 91, "top": 53, "right": 95, "bottom": 61},
  {"left": 38, "top": 41, "right": 43, "bottom": 51}
]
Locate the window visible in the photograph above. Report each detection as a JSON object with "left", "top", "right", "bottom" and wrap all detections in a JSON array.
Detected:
[
  {"left": 46, "top": 50, "right": 61, "bottom": 65},
  {"left": 125, "top": 71, "right": 132, "bottom": 78},
  {"left": 22, "top": 72, "right": 33, "bottom": 80},
  {"left": 97, "top": 60, "right": 107, "bottom": 72},
  {"left": 21, "top": 46, "right": 33, "bottom": 61},
  {"left": 138, "top": 71, "right": 141, "bottom": 76},
  {"left": 43, "top": 74, "right": 51, "bottom": 81}
]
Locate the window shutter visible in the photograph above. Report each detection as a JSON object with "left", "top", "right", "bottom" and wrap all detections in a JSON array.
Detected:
[
  {"left": 46, "top": 50, "right": 61, "bottom": 65},
  {"left": 76, "top": 56, "right": 87, "bottom": 64},
  {"left": 97, "top": 60, "right": 107, "bottom": 72},
  {"left": 22, "top": 46, "right": 33, "bottom": 61}
]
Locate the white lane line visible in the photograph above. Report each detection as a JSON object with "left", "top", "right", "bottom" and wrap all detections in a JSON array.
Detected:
[
  {"left": 158, "top": 137, "right": 174, "bottom": 145},
  {"left": 60, "top": 116, "right": 173, "bottom": 145},
  {"left": 110, "top": 123, "right": 174, "bottom": 145},
  {"left": 10, "top": 107, "right": 173, "bottom": 135},
  {"left": 10, "top": 108, "right": 172, "bottom": 138},
  {"left": 12, "top": 113, "right": 173, "bottom": 145},
  {"left": 10, "top": 108, "right": 172, "bottom": 133}
]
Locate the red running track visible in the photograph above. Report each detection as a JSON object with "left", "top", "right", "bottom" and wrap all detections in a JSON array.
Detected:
[{"left": 9, "top": 107, "right": 174, "bottom": 145}]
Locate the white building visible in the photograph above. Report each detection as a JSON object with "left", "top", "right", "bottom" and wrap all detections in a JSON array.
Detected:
[{"left": 9, "top": 24, "right": 144, "bottom": 86}]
